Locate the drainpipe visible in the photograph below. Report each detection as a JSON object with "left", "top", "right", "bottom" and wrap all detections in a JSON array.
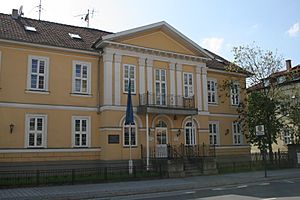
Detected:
[{"left": 97, "top": 50, "right": 103, "bottom": 114}]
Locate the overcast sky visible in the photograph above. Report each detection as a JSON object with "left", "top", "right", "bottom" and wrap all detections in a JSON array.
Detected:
[{"left": 1, "top": 0, "right": 300, "bottom": 68}]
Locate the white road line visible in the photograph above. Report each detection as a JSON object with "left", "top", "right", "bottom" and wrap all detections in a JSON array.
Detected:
[
  {"left": 261, "top": 198, "right": 276, "bottom": 200},
  {"left": 184, "top": 191, "right": 196, "bottom": 194},
  {"left": 259, "top": 183, "right": 270, "bottom": 186},
  {"left": 237, "top": 185, "right": 248, "bottom": 188},
  {"left": 211, "top": 188, "right": 224, "bottom": 191},
  {"left": 283, "top": 180, "right": 294, "bottom": 184}
]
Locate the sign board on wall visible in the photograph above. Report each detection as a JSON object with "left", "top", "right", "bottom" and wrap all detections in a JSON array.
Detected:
[{"left": 255, "top": 125, "right": 265, "bottom": 136}]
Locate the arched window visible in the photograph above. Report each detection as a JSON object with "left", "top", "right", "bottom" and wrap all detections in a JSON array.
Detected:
[
  {"left": 123, "top": 122, "right": 137, "bottom": 146},
  {"left": 185, "top": 121, "right": 196, "bottom": 146}
]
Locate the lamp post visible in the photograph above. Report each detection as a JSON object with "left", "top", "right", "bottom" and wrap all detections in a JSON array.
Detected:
[{"left": 255, "top": 125, "right": 267, "bottom": 178}]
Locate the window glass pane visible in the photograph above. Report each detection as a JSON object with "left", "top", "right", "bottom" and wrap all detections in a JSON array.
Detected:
[
  {"left": 161, "top": 70, "right": 165, "bottom": 81},
  {"left": 75, "top": 79, "right": 81, "bottom": 92},
  {"left": 155, "top": 70, "right": 159, "bottom": 81},
  {"left": 31, "top": 75, "right": 37, "bottom": 88},
  {"left": 38, "top": 76, "right": 44, "bottom": 89},
  {"left": 32, "top": 59, "right": 38, "bottom": 73},
  {"left": 75, "top": 120, "right": 80, "bottom": 131},
  {"left": 82, "top": 66, "right": 87, "bottom": 78},
  {"left": 189, "top": 75, "right": 192, "bottom": 85},
  {"left": 76, "top": 65, "right": 81, "bottom": 77},
  {"left": 37, "top": 118, "right": 43, "bottom": 131},
  {"left": 124, "top": 79, "right": 129, "bottom": 92},
  {"left": 130, "top": 67, "right": 134, "bottom": 78},
  {"left": 124, "top": 66, "right": 129, "bottom": 78},
  {"left": 184, "top": 74, "right": 188, "bottom": 84},
  {"left": 82, "top": 80, "right": 87, "bottom": 92},
  {"left": 75, "top": 134, "right": 80, "bottom": 146},
  {"left": 39, "top": 60, "right": 45, "bottom": 69},
  {"left": 39, "top": 64, "right": 45, "bottom": 74},
  {"left": 82, "top": 134, "right": 87, "bottom": 145},
  {"left": 82, "top": 120, "right": 87, "bottom": 131},
  {"left": 30, "top": 118, "right": 35, "bottom": 131},
  {"left": 36, "top": 133, "right": 42, "bottom": 146},
  {"left": 29, "top": 133, "right": 35, "bottom": 146}
]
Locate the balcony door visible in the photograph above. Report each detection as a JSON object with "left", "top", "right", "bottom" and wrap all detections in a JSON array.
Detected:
[
  {"left": 155, "top": 120, "right": 168, "bottom": 158},
  {"left": 155, "top": 69, "right": 166, "bottom": 106}
]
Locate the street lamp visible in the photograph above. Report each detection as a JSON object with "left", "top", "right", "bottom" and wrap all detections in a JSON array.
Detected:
[{"left": 255, "top": 124, "right": 267, "bottom": 178}]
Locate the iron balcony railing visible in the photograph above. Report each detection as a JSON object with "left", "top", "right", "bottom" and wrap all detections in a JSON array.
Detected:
[{"left": 139, "top": 92, "right": 196, "bottom": 109}]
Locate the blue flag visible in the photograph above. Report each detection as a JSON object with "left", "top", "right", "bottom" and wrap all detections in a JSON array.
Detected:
[{"left": 125, "top": 80, "right": 134, "bottom": 125}]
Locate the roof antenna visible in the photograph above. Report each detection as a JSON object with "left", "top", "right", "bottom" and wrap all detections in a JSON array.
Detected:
[
  {"left": 74, "top": 9, "right": 96, "bottom": 28},
  {"left": 18, "top": 5, "right": 24, "bottom": 17},
  {"left": 38, "top": 0, "right": 42, "bottom": 20}
]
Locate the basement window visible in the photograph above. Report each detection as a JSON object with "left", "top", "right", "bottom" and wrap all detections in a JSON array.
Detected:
[
  {"left": 69, "top": 33, "right": 81, "bottom": 39},
  {"left": 24, "top": 25, "right": 37, "bottom": 32}
]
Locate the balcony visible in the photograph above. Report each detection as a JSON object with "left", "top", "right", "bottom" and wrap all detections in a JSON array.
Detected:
[{"left": 137, "top": 92, "right": 198, "bottom": 115}]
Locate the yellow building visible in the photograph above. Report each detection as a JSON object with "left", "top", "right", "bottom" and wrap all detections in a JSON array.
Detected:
[{"left": 0, "top": 11, "right": 250, "bottom": 169}]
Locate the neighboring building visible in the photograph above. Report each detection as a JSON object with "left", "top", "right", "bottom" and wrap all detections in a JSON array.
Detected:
[
  {"left": 0, "top": 10, "right": 250, "bottom": 169},
  {"left": 250, "top": 60, "right": 300, "bottom": 153}
]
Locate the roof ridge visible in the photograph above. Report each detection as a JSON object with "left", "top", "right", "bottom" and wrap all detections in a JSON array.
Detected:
[{"left": 0, "top": 12, "right": 113, "bottom": 34}]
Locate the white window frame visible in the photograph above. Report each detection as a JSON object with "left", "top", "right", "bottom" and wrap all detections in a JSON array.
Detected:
[
  {"left": 123, "top": 64, "right": 136, "bottom": 94},
  {"left": 283, "top": 129, "right": 292, "bottom": 145},
  {"left": 25, "top": 114, "right": 47, "bottom": 148},
  {"left": 230, "top": 82, "right": 240, "bottom": 106},
  {"left": 183, "top": 72, "right": 193, "bottom": 98},
  {"left": 72, "top": 61, "right": 91, "bottom": 95},
  {"left": 184, "top": 121, "right": 196, "bottom": 146},
  {"left": 155, "top": 68, "right": 167, "bottom": 105},
  {"left": 209, "top": 121, "right": 219, "bottom": 145},
  {"left": 232, "top": 122, "right": 243, "bottom": 145},
  {"left": 207, "top": 79, "right": 218, "bottom": 104},
  {"left": 123, "top": 122, "right": 137, "bottom": 147},
  {"left": 72, "top": 116, "right": 91, "bottom": 148},
  {"left": 27, "top": 55, "right": 49, "bottom": 91}
]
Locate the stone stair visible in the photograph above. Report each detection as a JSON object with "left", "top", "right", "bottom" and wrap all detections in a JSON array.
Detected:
[{"left": 183, "top": 159, "right": 203, "bottom": 176}]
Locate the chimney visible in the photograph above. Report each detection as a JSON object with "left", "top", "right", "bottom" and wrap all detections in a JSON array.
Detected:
[
  {"left": 11, "top": 9, "right": 19, "bottom": 19},
  {"left": 286, "top": 59, "right": 292, "bottom": 71}
]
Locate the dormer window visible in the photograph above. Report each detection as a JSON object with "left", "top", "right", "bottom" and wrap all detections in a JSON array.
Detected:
[
  {"left": 24, "top": 25, "right": 37, "bottom": 32},
  {"left": 69, "top": 33, "right": 81, "bottom": 39}
]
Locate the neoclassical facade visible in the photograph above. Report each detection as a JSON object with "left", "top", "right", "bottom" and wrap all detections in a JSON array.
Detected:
[{"left": 0, "top": 12, "right": 250, "bottom": 167}]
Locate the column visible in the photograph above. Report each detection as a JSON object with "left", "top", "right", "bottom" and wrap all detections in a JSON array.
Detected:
[
  {"left": 196, "top": 65, "right": 202, "bottom": 111},
  {"left": 114, "top": 54, "right": 122, "bottom": 105},
  {"left": 146, "top": 58, "right": 153, "bottom": 104},
  {"left": 202, "top": 66, "right": 208, "bottom": 111},
  {"left": 103, "top": 50, "right": 113, "bottom": 105},
  {"left": 176, "top": 63, "right": 182, "bottom": 106},
  {"left": 169, "top": 62, "right": 176, "bottom": 105},
  {"left": 139, "top": 57, "right": 146, "bottom": 95}
]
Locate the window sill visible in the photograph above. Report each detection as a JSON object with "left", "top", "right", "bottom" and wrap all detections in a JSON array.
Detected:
[
  {"left": 123, "top": 146, "right": 138, "bottom": 148},
  {"left": 70, "top": 93, "right": 93, "bottom": 98},
  {"left": 25, "top": 90, "right": 50, "bottom": 95},
  {"left": 208, "top": 103, "right": 218, "bottom": 106},
  {"left": 123, "top": 92, "right": 137, "bottom": 95}
]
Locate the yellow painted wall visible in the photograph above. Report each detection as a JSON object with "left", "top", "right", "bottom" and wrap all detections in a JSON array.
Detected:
[{"left": 121, "top": 30, "right": 196, "bottom": 55}]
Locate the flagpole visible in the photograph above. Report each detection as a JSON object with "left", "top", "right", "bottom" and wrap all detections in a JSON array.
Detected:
[
  {"left": 146, "top": 112, "right": 149, "bottom": 171},
  {"left": 129, "top": 123, "right": 133, "bottom": 174}
]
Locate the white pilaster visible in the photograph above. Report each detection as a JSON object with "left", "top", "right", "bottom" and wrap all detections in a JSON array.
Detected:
[
  {"left": 103, "top": 50, "right": 113, "bottom": 105},
  {"left": 196, "top": 66, "right": 202, "bottom": 112},
  {"left": 169, "top": 62, "right": 176, "bottom": 105},
  {"left": 139, "top": 57, "right": 146, "bottom": 95},
  {"left": 202, "top": 66, "right": 208, "bottom": 111},
  {"left": 114, "top": 54, "right": 122, "bottom": 105},
  {"left": 146, "top": 58, "right": 153, "bottom": 95},
  {"left": 176, "top": 63, "right": 182, "bottom": 96}
]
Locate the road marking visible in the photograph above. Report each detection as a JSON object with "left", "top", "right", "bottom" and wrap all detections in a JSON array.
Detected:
[
  {"left": 237, "top": 185, "right": 248, "bottom": 188},
  {"left": 258, "top": 182, "right": 270, "bottom": 186},
  {"left": 212, "top": 188, "right": 224, "bottom": 191},
  {"left": 283, "top": 180, "right": 294, "bottom": 184},
  {"left": 261, "top": 198, "right": 276, "bottom": 200},
  {"left": 184, "top": 191, "right": 196, "bottom": 194}
]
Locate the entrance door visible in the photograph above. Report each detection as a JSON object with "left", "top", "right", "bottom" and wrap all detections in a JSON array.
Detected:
[{"left": 156, "top": 127, "right": 168, "bottom": 158}]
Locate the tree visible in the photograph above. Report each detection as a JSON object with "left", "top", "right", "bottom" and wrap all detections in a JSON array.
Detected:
[{"left": 226, "top": 43, "right": 284, "bottom": 159}]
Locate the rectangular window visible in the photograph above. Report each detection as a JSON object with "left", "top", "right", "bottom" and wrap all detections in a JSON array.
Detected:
[
  {"left": 183, "top": 73, "right": 193, "bottom": 98},
  {"left": 27, "top": 56, "right": 49, "bottom": 91},
  {"left": 232, "top": 122, "right": 242, "bottom": 145},
  {"left": 72, "top": 116, "right": 90, "bottom": 147},
  {"left": 123, "top": 64, "right": 136, "bottom": 93},
  {"left": 209, "top": 122, "right": 219, "bottom": 145},
  {"left": 155, "top": 69, "right": 167, "bottom": 105},
  {"left": 123, "top": 124, "right": 137, "bottom": 146},
  {"left": 283, "top": 129, "right": 291, "bottom": 145},
  {"left": 207, "top": 79, "right": 217, "bottom": 104},
  {"left": 230, "top": 82, "right": 240, "bottom": 106},
  {"left": 72, "top": 61, "right": 91, "bottom": 94},
  {"left": 25, "top": 114, "right": 47, "bottom": 148}
]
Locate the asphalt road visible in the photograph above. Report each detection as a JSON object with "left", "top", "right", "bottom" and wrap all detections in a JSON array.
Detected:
[{"left": 95, "top": 178, "right": 300, "bottom": 200}]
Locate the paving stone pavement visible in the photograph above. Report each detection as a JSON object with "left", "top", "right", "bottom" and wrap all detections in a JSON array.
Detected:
[{"left": 0, "top": 168, "right": 300, "bottom": 200}]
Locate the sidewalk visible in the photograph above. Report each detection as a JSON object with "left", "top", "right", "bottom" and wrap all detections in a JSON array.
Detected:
[{"left": 0, "top": 168, "right": 299, "bottom": 200}]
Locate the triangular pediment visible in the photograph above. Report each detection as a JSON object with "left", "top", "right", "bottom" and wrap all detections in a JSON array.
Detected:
[{"left": 100, "top": 21, "right": 213, "bottom": 59}]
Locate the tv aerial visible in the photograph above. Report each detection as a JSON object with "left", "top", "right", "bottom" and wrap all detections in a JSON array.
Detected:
[{"left": 74, "top": 9, "right": 96, "bottom": 28}]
